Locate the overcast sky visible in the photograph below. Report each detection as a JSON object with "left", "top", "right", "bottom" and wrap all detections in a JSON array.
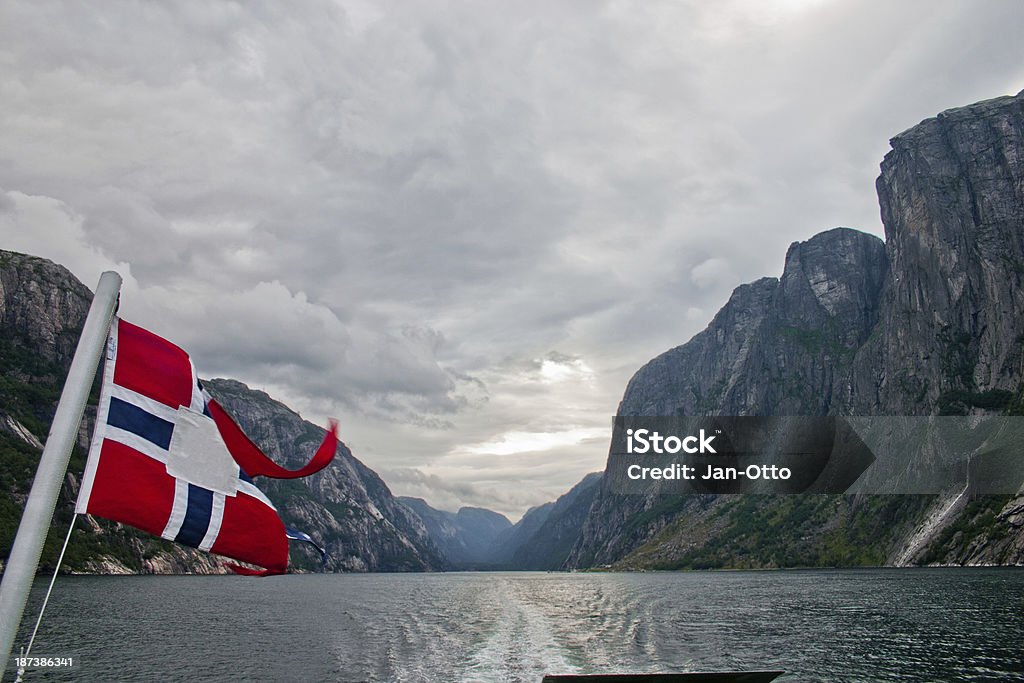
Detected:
[{"left": 2, "top": 1, "right": 1022, "bottom": 519}]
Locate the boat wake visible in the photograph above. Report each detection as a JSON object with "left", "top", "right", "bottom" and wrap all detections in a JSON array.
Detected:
[{"left": 458, "top": 582, "right": 581, "bottom": 682}]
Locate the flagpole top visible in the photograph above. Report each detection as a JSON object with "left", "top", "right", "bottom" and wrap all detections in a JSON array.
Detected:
[{"left": 98, "top": 270, "right": 123, "bottom": 288}]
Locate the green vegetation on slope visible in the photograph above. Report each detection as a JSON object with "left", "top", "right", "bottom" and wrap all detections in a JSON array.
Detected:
[{"left": 619, "top": 495, "right": 935, "bottom": 570}]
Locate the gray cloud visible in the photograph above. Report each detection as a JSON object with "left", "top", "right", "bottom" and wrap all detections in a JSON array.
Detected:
[{"left": 2, "top": 0, "right": 1023, "bottom": 516}]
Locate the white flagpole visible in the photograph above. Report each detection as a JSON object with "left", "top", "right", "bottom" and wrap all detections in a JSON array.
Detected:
[{"left": 0, "top": 271, "right": 122, "bottom": 672}]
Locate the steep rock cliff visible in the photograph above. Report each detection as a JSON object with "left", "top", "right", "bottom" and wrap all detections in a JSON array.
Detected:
[
  {"left": 568, "top": 91, "right": 1024, "bottom": 569},
  {"left": 568, "top": 229, "right": 913, "bottom": 569},
  {"left": 619, "top": 228, "right": 887, "bottom": 418},
  {"left": 854, "top": 91, "right": 1024, "bottom": 415}
]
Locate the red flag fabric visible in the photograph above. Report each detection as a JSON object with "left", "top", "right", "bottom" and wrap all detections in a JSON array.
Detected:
[{"left": 207, "top": 402, "right": 338, "bottom": 479}]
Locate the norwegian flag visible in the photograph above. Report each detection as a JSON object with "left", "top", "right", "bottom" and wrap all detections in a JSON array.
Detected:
[{"left": 75, "top": 318, "right": 337, "bottom": 575}]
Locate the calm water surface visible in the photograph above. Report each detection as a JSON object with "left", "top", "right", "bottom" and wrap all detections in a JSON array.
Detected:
[{"left": 10, "top": 568, "right": 1024, "bottom": 682}]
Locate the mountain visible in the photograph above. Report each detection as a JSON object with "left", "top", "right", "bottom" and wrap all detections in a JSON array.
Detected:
[
  {"left": 490, "top": 502, "right": 554, "bottom": 566},
  {"left": 0, "top": 250, "right": 444, "bottom": 573},
  {"left": 205, "top": 379, "right": 444, "bottom": 572},
  {"left": 566, "top": 90, "right": 1024, "bottom": 570},
  {"left": 502, "top": 472, "right": 601, "bottom": 570},
  {"left": 482, "top": 472, "right": 602, "bottom": 570},
  {"left": 396, "top": 471, "right": 603, "bottom": 571},
  {"left": 617, "top": 228, "right": 887, "bottom": 418},
  {"left": 397, "top": 497, "right": 511, "bottom": 568}
]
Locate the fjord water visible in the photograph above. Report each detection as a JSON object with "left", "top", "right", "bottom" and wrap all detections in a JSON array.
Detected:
[{"left": 15, "top": 569, "right": 1024, "bottom": 682}]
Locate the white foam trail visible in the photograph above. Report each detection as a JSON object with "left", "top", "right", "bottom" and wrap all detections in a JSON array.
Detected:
[{"left": 460, "top": 582, "right": 581, "bottom": 682}]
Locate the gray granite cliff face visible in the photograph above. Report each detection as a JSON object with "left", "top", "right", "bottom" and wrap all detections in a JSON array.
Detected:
[
  {"left": 620, "top": 228, "right": 887, "bottom": 418},
  {"left": 854, "top": 92, "right": 1024, "bottom": 416},
  {"left": 568, "top": 91, "right": 1024, "bottom": 569},
  {"left": 0, "top": 251, "right": 93, "bottom": 366},
  {"left": 0, "top": 252, "right": 95, "bottom": 454}
]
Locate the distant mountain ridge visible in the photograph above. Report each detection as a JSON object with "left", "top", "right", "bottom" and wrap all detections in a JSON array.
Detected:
[
  {"left": 396, "top": 497, "right": 510, "bottom": 568},
  {"left": 396, "top": 472, "right": 602, "bottom": 571}
]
